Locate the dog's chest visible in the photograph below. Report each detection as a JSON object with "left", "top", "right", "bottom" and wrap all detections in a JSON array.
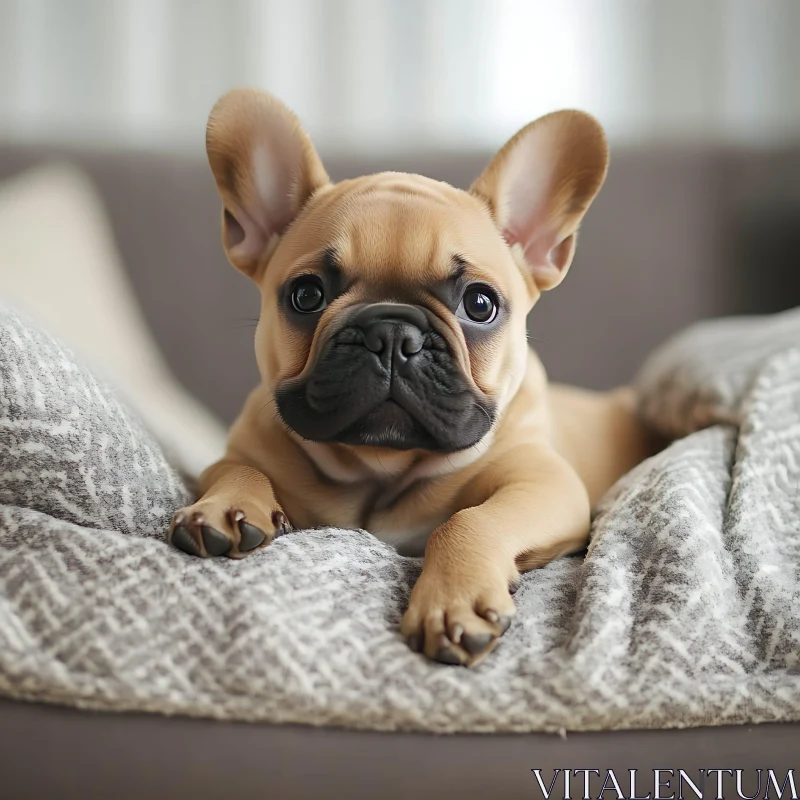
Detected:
[
  {"left": 366, "top": 512, "right": 449, "bottom": 557},
  {"left": 363, "top": 479, "right": 457, "bottom": 557},
  {"left": 291, "top": 439, "right": 472, "bottom": 555}
]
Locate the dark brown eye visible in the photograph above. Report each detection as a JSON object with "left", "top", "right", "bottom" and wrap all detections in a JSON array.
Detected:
[
  {"left": 462, "top": 287, "right": 497, "bottom": 323},
  {"left": 291, "top": 279, "right": 325, "bottom": 313}
]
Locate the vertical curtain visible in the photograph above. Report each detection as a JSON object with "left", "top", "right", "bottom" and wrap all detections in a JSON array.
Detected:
[{"left": 0, "top": 0, "right": 799, "bottom": 150}]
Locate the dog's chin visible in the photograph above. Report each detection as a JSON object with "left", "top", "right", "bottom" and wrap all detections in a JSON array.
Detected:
[{"left": 333, "top": 399, "right": 440, "bottom": 450}]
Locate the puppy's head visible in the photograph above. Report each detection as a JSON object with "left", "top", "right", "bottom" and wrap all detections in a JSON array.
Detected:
[{"left": 207, "top": 89, "right": 608, "bottom": 453}]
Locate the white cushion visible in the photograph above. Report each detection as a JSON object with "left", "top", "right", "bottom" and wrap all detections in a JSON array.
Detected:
[{"left": 0, "top": 163, "right": 226, "bottom": 477}]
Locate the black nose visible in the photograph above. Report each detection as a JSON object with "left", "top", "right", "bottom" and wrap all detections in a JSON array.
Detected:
[
  {"left": 363, "top": 321, "right": 424, "bottom": 361},
  {"left": 352, "top": 303, "right": 428, "bottom": 366}
]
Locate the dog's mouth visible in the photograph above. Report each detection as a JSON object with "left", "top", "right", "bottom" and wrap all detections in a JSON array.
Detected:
[
  {"left": 335, "top": 399, "right": 438, "bottom": 450},
  {"left": 275, "top": 314, "right": 495, "bottom": 452}
]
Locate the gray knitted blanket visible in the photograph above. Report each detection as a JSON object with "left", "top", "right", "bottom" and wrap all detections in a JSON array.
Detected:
[{"left": 1, "top": 306, "right": 799, "bottom": 733}]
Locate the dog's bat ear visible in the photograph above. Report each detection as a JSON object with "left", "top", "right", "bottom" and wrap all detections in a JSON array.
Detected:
[
  {"left": 470, "top": 110, "right": 608, "bottom": 292},
  {"left": 206, "top": 89, "right": 330, "bottom": 277}
]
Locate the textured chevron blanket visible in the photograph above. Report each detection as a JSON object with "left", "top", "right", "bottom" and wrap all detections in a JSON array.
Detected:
[{"left": 1, "top": 305, "right": 799, "bottom": 733}]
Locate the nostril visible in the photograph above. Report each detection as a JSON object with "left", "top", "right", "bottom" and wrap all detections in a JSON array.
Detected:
[
  {"left": 361, "top": 321, "right": 423, "bottom": 361},
  {"left": 401, "top": 332, "right": 423, "bottom": 356},
  {"left": 364, "top": 328, "right": 386, "bottom": 353}
]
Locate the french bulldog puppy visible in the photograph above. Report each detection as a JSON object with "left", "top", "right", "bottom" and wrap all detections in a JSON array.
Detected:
[{"left": 169, "top": 89, "right": 655, "bottom": 666}]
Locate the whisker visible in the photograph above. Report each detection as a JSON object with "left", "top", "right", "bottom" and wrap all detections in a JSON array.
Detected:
[
  {"left": 374, "top": 451, "right": 391, "bottom": 478},
  {"left": 474, "top": 402, "right": 494, "bottom": 428}
]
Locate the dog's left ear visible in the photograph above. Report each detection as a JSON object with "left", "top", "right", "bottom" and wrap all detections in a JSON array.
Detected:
[{"left": 470, "top": 110, "right": 608, "bottom": 291}]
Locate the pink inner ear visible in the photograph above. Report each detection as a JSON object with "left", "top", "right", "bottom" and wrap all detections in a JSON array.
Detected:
[
  {"left": 223, "top": 200, "right": 270, "bottom": 274},
  {"left": 500, "top": 159, "right": 570, "bottom": 287},
  {"left": 548, "top": 234, "right": 575, "bottom": 273},
  {"left": 479, "top": 110, "right": 607, "bottom": 291},
  {"left": 221, "top": 138, "right": 300, "bottom": 273},
  {"left": 501, "top": 217, "right": 556, "bottom": 269},
  {"left": 250, "top": 142, "right": 296, "bottom": 236},
  {"left": 502, "top": 218, "right": 573, "bottom": 290},
  {"left": 498, "top": 145, "right": 559, "bottom": 265}
]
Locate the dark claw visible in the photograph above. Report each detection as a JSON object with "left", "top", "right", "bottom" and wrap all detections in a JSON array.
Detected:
[
  {"left": 461, "top": 631, "right": 493, "bottom": 655},
  {"left": 433, "top": 645, "right": 463, "bottom": 665},
  {"left": 271, "top": 510, "right": 291, "bottom": 537},
  {"left": 406, "top": 633, "right": 423, "bottom": 653},
  {"left": 238, "top": 521, "right": 267, "bottom": 552},
  {"left": 201, "top": 526, "right": 232, "bottom": 556},
  {"left": 171, "top": 525, "right": 201, "bottom": 557}
]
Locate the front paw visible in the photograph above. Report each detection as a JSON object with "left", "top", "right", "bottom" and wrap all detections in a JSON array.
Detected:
[
  {"left": 168, "top": 498, "right": 290, "bottom": 559},
  {"left": 400, "top": 562, "right": 517, "bottom": 666}
]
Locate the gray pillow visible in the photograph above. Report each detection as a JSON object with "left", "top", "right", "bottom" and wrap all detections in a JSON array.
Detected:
[{"left": 0, "top": 306, "right": 192, "bottom": 536}]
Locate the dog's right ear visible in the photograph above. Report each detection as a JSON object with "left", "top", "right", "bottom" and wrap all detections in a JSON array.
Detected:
[{"left": 206, "top": 89, "right": 330, "bottom": 278}]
